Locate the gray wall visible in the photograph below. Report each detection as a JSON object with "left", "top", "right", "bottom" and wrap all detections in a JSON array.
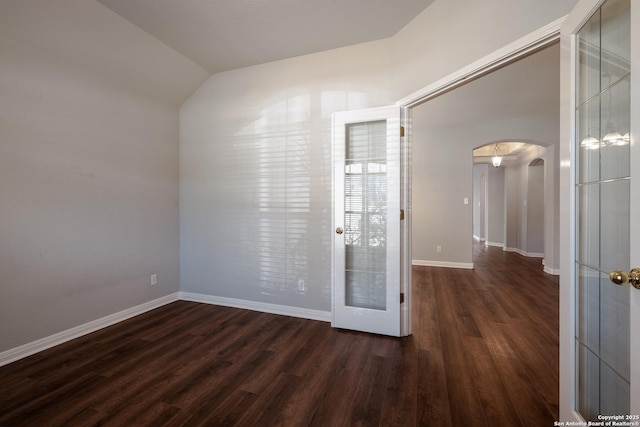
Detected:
[
  {"left": 413, "top": 136, "right": 475, "bottom": 264},
  {"left": 487, "top": 166, "right": 506, "bottom": 246},
  {"left": 0, "top": 1, "right": 206, "bottom": 353},
  {"left": 504, "top": 147, "right": 549, "bottom": 257},
  {"left": 472, "top": 152, "right": 543, "bottom": 257},
  {"left": 1, "top": 0, "right": 576, "bottom": 353},
  {"left": 411, "top": 45, "right": 560, "bottom": 266},
  {"left": 527, "top": 162, "right": 545, "bottom": 254},
  {"left": 505, "top": 166, "right": 522, "bottom": 251},
  {"left": 473, "top": 164, "right": 488, "bottom": 241},
  {"left": 181, "top": 0, "right": 573, "bottom": 310}
]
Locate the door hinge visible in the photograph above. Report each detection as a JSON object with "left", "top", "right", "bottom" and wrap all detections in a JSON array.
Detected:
[
  {"left": 400, "top": 293, "right": 405, "bottom": 304},
  {"left": 400, "top": 126, "right": 405, "bottom": 137},
  {"left": 400, "top": 209, "right": 405, "bottom": 220}
]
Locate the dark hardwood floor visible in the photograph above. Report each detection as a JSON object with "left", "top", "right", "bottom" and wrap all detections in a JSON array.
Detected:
[{"left": 0, "top": 243, "right": 559, "bottom": 426}]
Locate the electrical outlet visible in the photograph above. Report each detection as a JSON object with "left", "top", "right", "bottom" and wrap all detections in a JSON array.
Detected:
[
  {"left": 150, "top": 274, "right": 157, "bottom": 286},
  {"left": 298, "top": 279, "right": 305, "bottom": 291},
  {"left": 436, "top": 245, "right": 442, "bottom": 253}
]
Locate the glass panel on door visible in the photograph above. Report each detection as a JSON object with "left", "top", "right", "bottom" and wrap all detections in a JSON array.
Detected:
[
  {"left": 575, "top": 0, "right": 631, "bottom": 419},
  {"left": 345, "top": 121, "right": 388, "bottom": 310}
]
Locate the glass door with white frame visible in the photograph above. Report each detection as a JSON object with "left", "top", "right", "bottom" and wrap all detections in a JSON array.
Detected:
[
  {"left": 332, "top": 106, "right": 401, "bottom": 337},
  {"left": 569, "top": 0, "right": 636, "bottom": 420}
]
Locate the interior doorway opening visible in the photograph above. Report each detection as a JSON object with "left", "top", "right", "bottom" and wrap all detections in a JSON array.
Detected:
[
  {"left": 471, "top": 143, "right": 548, "bottom": 267},
  {"left": 394, "top": 18, "right": 564, "bottom": 335},
  {"left": 409, "top": 43, "right": 559, "bottom": 281}
]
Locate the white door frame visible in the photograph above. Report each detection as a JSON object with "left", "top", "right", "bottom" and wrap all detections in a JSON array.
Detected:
[
  {"left": 398, "top": 17, "right": 565, "bottom": 337},
  {"left": 558, "top": 2, "right": 596, "bottom": 421},
  {"left": 631, "top": 3, "right": 640, "bottom": 417}
]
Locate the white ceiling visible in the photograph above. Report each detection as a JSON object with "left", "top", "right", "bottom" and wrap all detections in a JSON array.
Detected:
[{"left": 97, "top": 0, "right": 433, "bottom": 74}]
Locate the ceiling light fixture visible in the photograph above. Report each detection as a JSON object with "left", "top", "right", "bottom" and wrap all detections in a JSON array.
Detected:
[{"left": 491, "top": 144, "right": 502, "bottom": 167}]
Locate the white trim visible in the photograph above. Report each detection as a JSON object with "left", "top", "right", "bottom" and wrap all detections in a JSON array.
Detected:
[
  {"left": 180, "top": 292, "right": 331, "bottom": 323},
  {"left": 486, "top": 241, "right": 504, "bottom": 248},
  {"left": 544, "top": 266, "right": 561, "bottom": 276},
  {"left": 0, "top": 293, "right": 179, "bottom": 368},
  {"left": 542, "top": 258, "right": 560, "bottom": 275},
  {"left": 397, "top": 17, "right": 565, "bottom": 108},
  {"left": 1, "top": 292, "right": 330, "bottom": 367},
  {"left": 412, "top": 260, "right": 474, "bottom": 270},
  {"left": 400, "top": 106, "right": 412, "bottom": 337},
  {"left": 631, "top": 0, "right": 640, "bottom": 415},
  {"left": 503, "top": 247, "right": 544, "bottom": 258}
]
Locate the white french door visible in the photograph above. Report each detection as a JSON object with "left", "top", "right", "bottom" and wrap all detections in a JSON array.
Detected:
[
  {"left": 332, "top": 106, "right": 401, "bottom": 337},
  {"left": 561, "top": 0, "right": 640, "bottom": 420}
]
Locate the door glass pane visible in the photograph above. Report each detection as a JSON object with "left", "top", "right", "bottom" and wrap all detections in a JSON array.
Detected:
[
  {"left": 601, "top": 0, "right": 631, "bottom": 85},
  {"left": 575, "top": 0, "right": 630, "bottom": 420},
  {"left": 577, "top": 341, "right": 600, "bottom": 421},
  {"left": 344, "top": 121, "right": 387, "bottom": 310},
  {"left": 577, "top": 265, "right": 600, "bottom": 352},
  {"left": 600, "top": 179, "right": 630, "bottom": 273},
  {"left": 601, "top": 76, "right": 630, "bottom": 180},
  {"left": 577, "top": 8, "right": 600, "bottom": 105},
  {"left": 577, "top": 184, "right": 600, "bottom": 268},
  {"left": 577, "top": 97, "right": 601, "bottom": 183},
  {"left": 600, "top": 361, "right": 630, "bottom": 416},
  {"left": 600, "top": 272, "right": 630, "bottom": 380}
]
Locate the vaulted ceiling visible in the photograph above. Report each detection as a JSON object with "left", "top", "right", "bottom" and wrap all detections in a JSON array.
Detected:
[
  {"left": 97, "top": 0, "right": 434, "bottom": 74},
  {"left": 2, "top": 0, "right": 560, "bottom": 115}
]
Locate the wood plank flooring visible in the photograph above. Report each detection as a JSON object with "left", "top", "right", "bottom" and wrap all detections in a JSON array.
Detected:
[{"left": 0, "top": 243, "right": 559, "bottom": 426}]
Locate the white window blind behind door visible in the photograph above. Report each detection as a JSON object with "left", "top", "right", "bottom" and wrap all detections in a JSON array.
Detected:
[{"left": 344, "top": 120, "right": 388, "bottom": 310}]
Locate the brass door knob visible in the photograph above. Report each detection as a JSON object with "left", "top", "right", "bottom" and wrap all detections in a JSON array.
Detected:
[
  {"left": 630, "top": 269, "right": 640, "bottom": 289},
  {"left": 336, "top": 227, "right": 343, "bottom": 235},
  {"left": 609, "top": 268, "right": 640, "bottom": 289},
  {"left": 610, "top": 270, "right": 629, "bottom": 285}
]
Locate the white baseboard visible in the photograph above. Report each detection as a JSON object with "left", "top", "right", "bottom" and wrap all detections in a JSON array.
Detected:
[
  {"left": 412, "top": 260, "right": 474, "bottom": 269},
  {"left": 179, "top": 292, "right": 331, "bottom": 323},
  {"left": 542, "top": 259, "right": 560, "bottom": 275},
  {"left": 503, "top": 247, "right": 544, "bottom": 258},
  {"left": 0, "top": 293, "right": 180, "bottom": 368},
  {"left": 486, "top": 241, "right": 504, "bottom": 248},
  {"left": 504, "top": 246, "right": 523, "bottom": 255},
  {"left": 544, "top": 266, "right": 560, "bottom": 276},
  {"left": 1, "top": 292, "right": 331, "bottom": 368}
]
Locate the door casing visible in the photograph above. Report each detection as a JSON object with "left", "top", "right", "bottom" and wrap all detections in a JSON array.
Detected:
[{"left": 398, "top": 17, "right": 565, "bottom": 337}]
